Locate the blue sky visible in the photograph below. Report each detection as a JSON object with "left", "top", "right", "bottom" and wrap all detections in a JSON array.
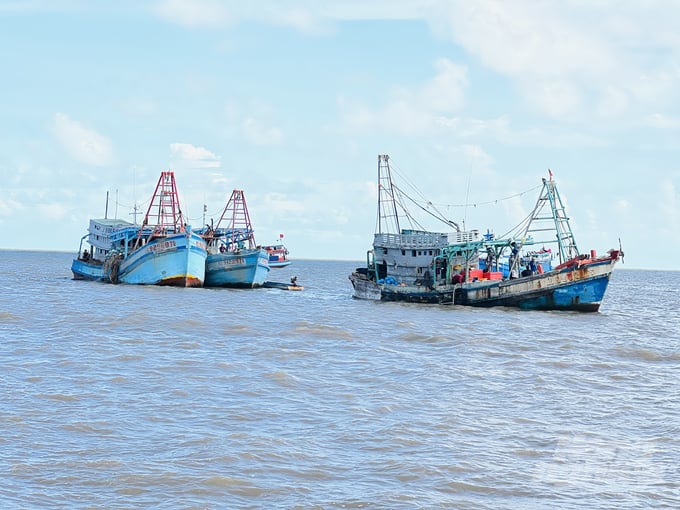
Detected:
[{"left": 1, "top": 1, "right": 678, "bottom": 270}]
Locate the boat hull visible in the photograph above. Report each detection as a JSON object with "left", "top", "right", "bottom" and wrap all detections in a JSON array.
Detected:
[
  {"left": 71, "top": 259, "right": 105, "bottom": 281},
  {"left": 350, "top": 255, "right": 618, "bottom": 312},
  {"left": 350, "top": 275, "right": 452, "bottom": 304},
  {"left": 455, "top": 256, "right": 616, "bottom": 312},
  {"left": 348, "top": 272, "right": 384, "bottom": 301},
  {"left": 111, "top": 231, "right": 207, "bottom": 287},
  {"left": 204, "top": 248, "right": 270, "bottom": 288},
  {"left": 268, "top": 260, "right": 291, "bottom": 268}
]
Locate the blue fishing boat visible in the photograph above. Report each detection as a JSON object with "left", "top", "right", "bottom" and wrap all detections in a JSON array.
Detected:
[
  {"left": 102, "top": 171, "right": 207, "bottom": 287},
  {"left": 201, "top": 189, "right": 270, "bottom": 288},
  {"left": 349, "top": 155, "right": 622, "bottom": 312},
  {"left": 71, "top": 217, "right": 135, "bottom": 281}
]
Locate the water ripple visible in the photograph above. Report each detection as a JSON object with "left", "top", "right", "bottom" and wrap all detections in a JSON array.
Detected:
[{"left": 0, "top": 254, "right": 678, "bottom": 508}]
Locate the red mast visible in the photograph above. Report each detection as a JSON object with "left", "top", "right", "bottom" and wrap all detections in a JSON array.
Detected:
[
  {"left": 215, "top": 189, "right": 256, "bottom": 250},
  {"left": 134, "top": 172, "right": 186, "bottom": 248}
]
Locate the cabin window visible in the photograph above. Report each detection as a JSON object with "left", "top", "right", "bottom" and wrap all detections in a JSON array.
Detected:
[
  {"left": 401, "top": 250, "right": 405, "bottom": 255},
  {"left": 383, "top": 248, "right": 388, "bottom": 254},
  {"left": 412, "top": 250, "right": 416, "bottom": 257}
]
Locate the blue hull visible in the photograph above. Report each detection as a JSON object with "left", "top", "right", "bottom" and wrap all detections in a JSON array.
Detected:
[
  {"left": 455, "top": 258, "right": 617, "bottom": 312},
  {"left": 71, "top": 259, "right": 105, "bottom": 281},
  {"left": 204, "top": 248, "right": 270, "bottom": 288},
  {"left": 112, "top": 231, "right": 207, "bottom": 287},
  {"left": 269, "top": 259, "right": 291, "bottom": 268},
  {"left": 351, "top": 256, "right": 618, "bottom": 312}
]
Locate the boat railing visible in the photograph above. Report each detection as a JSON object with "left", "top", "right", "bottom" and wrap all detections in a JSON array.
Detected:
[
  {"left": 447, "top": 230, "right": 481, "bottom": 244},
  {"left": 374, "top": 232, "right": 450, "bottom": 249},
  {"left": 109, "top": 226, "right": 148, "bottom": 243}
]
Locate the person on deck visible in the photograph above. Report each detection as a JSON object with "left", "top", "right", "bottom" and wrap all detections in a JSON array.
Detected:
[
  {"left": 529, "top": 257, "right": 537, "bottom": 275},
  {"left": 508, "top": 242, "right": 519, "bottom": 279},
  {"left": 486, "top": 247, "right": 495, "bottom": 272}
]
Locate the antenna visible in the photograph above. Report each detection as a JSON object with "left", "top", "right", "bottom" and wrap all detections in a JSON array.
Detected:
[
  {"left": 377, "top": 154, "right": 401, "bottom": 234},
  {"left": 130, "top": 203, "right": 140, "bottom": 225}
]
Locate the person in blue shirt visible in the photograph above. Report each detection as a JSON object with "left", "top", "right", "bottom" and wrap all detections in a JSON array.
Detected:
[{"left": 529, "top": 257, "right": 537, "bottom": 274}]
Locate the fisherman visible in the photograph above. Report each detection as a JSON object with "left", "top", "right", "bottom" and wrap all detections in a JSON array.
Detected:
[
  {"left": 82, "top": 249, "right": 90, "bottom": 261},
  {"left": 486, "top": 247, "right": 495, "bottom": 272},
  {"left": 508, "top": 242, "right": 519, "bottom": 279},
  {"left": 422, "top": 269, "right": 433, "bottom": 290},
  {"left": 529, "top": 257, "right": 537, "bottom": 274},
  {"left": 291, "top": 276, "right": 298, "bottom": 287}
]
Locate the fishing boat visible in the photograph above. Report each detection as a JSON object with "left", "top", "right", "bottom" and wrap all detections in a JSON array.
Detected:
[
  {"left": 201, "top": 189, "right": 270, "bottom": 288},
  {"left": 71, "top": 217, "right": 134, "bottom": 281},
  {"left": 101, "top": 171, "right": 207, "bottom": 287},
  {"left": 349, "top": 155, "right": 622, "bottom": 312},
  {"left": 263, "top": 234, "right": 291, "bottom": 268}
]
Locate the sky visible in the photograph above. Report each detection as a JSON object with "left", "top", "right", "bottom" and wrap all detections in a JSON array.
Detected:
[{"left": 1, "top": 0, "right": 679, "bottom": 270}]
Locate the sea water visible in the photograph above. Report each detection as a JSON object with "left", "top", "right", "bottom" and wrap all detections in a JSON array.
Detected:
[{"left": 0, "top": 250, "right": 678, "bottom": 509}]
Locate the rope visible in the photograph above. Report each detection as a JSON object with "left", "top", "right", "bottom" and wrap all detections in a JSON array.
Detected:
[{"left": 386, "top": 158, "right": 542, "bottom": 229}]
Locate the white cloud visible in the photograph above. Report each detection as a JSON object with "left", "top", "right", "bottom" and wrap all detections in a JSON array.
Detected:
[
  {"left": 152, "top": 1, "right": 680, "bottom": 126},
  {"left": 427, "top": 1, "right": 680, "bottom": 122},
  {"left": 420, "top": 58, "right": 467, "bottom": 113},
  {"left": 434, "top": 1, "right": 615, "bottom": 77},
  {"left": 169, "top": 143, "right": 221, "bottom": 168},
  {"left": 340, "top": 57, "right": 468, "bottom": 136},
  {"left": 52, "top": 113, "right": 113, "bottom": 166}
]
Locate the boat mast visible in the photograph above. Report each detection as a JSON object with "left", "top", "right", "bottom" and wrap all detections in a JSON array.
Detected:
[
  {"left": 377, "top": 154, "right": 401, "bottom": 234},
  {"left": 134, "top": 171, "right": 186, "bottom": 248},
  {"left": 521, "top": 173, "right": 580, "bottom": 264},
  {"left": 215, "top": 189, "right": 256, "bottom": 250}
]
